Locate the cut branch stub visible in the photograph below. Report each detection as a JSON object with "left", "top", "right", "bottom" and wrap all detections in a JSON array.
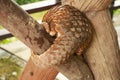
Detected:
[
  {"left": 31, "top": 5, "right": 94, "bottom": 69},
  {"left": 62, "top": 0, "right": 112, "bottom": 12}
]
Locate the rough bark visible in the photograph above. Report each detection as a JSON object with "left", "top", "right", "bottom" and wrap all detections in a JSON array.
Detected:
[
  {"left": 62, "top": 0, "right": 120, "bottom": 80},
  {"left": 0, "top": 0, "right": 51, "bottom": 54},
  {"left": 0, "top": 0, "right": 93, "bottom": 80}
]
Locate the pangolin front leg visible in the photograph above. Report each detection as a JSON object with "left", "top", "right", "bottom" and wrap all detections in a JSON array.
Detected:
[{"left": 31, "top": 5, "right": 93, "bottom": 69}]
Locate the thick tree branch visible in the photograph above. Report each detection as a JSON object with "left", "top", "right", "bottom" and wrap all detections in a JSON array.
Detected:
[{"left": 0, "top": 0, "right": 52, "bottom": 54}]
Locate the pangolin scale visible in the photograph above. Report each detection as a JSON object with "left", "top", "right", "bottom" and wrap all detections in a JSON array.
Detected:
[{"left": 31, "top": 5, "right": 93, "bottom": 69}]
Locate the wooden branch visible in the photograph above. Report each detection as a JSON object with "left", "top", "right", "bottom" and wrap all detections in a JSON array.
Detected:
[
  {"left": 0, "top": 0, "right": 93, "bottom": 80},
  {"left": 0, "top": 0, "right": 52, "bottom": 54},
  {"left": 62, "top": 0, "right": 120, "bottom": 80},
  {"left": 85, "top": 10, "right": 120, "bottom": 80},
  {"left": 19, "top": 58, "right": 58, "bottom": 80}
]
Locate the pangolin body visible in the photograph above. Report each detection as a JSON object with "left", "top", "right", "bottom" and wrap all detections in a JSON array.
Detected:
[{"left": 31, "top": 5, "right": 93, "bottom": 69}]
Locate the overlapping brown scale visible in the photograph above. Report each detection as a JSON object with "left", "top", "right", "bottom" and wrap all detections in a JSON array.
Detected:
[{"left": 31, "top": 5, "right": 94, "bottom": 69}]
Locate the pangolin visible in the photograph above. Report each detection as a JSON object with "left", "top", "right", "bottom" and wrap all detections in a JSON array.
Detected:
[{"left": 31, "top": 5, "right": 93, "bottom": 69}]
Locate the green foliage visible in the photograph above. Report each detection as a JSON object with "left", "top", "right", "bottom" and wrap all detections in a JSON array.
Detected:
[
  {"left": 0, "top": 58, "right": 22, "bottom": 80},
  {"left": 30, "top": 10, "right": 47, "bottom": 20},
  {"left": 113, "top": 9, "right": 120, "bottom": 15},
  {"left": 0, "top": 25, "right": 3, "bottom": 30},
  {"left": 0, "top": 37, "right": 18, "bottom": 45},
  {"left": 15, "top": 0, "right": 43, "bottom": 5}
]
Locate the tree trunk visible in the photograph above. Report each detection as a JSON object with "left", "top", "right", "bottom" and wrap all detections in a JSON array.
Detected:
[{"left": 62, "top": 0, "right": 120, "bottom": 80}]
